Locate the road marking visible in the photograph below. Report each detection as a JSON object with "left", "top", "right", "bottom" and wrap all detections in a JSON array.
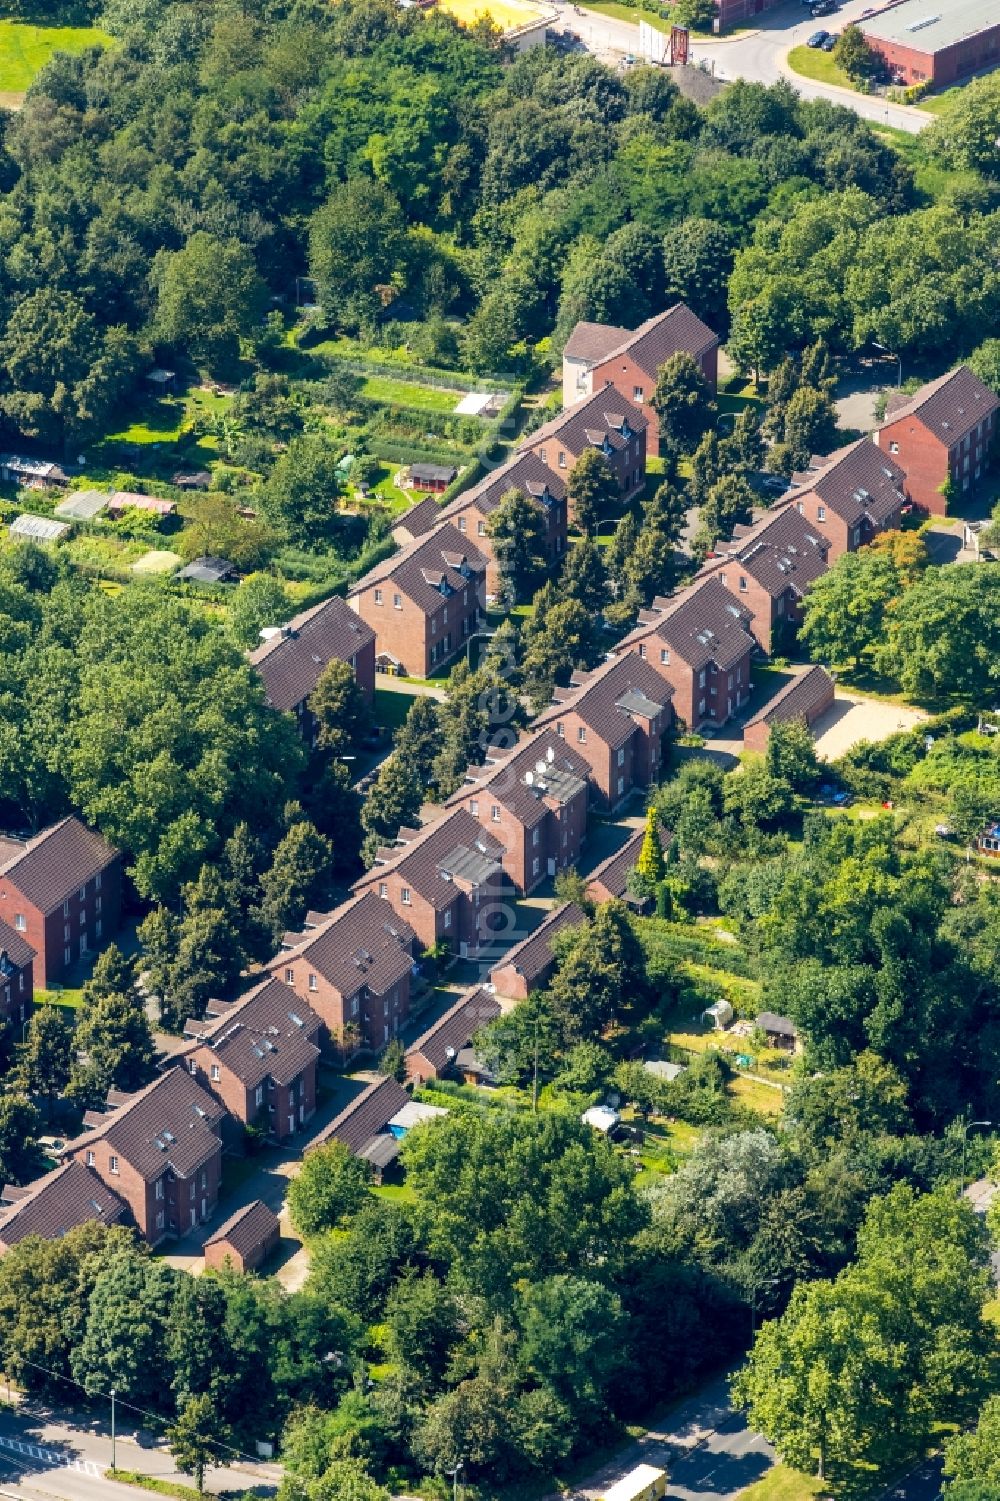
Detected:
[{"left": 0, "top": 1435, "right": 104, "bottom": 1477}]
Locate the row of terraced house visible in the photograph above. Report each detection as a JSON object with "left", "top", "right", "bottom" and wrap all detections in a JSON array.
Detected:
[{"left": 1, "top": 332, "right": 994, "bottom": 1256}]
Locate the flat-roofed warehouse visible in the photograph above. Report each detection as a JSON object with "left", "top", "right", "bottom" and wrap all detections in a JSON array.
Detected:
[{"left": 860, "top": 0, "right": 1000, "bottom": 86}]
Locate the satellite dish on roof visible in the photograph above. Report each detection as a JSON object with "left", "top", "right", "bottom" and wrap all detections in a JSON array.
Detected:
[
  {"left": 525, "top": 771, "right": 533, "bottom": 785},
  {"left": 445, "top": 1045, "right": 457, "bottom": 1060},
  {"left": 546, "top": 745, "right": 555, "bottom": 762}
]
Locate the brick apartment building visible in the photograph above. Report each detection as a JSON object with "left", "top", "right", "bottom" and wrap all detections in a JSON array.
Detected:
[
  {"left": 0, "top": 817, "right": 120, "bottom": 990},
  {"left": 67, "top": 1066, "right": 226, "bottom": 1247},
  {"left": 488, "top": 901, "right": 586, "bottom": 1001},
  {"left": 562, "top": 304, "right": 719, "bottom": 454},
  {"left": 0, "top": 919, "right": 34, "bottom": 1028},
  {"left": 616, "top": 575, "right": 757, "bottom": 731},
  {"left": 353, "top": 807, "right": 510, "bottom": 958},
  {"left": 743, "top": 666, "right": 836, "bottom": 755},
  {"left": 699, "top": 505, "right": 831, "bottom": 654},
  {"left": 786, "top": 438, "right": 907, "bottom": 561},
  {"left": 348, "top": 524, "right": 487, "bottom": 677},
  {"left": 874, "top": 365, "right": 999, "bottom": 516},
  {"left": 434, "top": 451, "right": 568, "bottom": 598},
  {"left": 860, "top": 0, "right": 1000, "bottom": 87},
  {"left": 531, "top": 654, "right": 674, "bottom": 809},
  {"left": 180, "top": 975, "right": 321, "bottom": 1145},
  {"left": 250, "top": 594, "right": 376, "bottom": 741},
  {"left": 270, "top": 891, "right": 415, "bottom": 1054},
  {"left": 444, "top": 729, "right": 591, "bottom": 894},
  {"left": 0, "top": 1159, "right": 126, "bottom": 1255},
  {"left": 518, "top": 389, "right": 647, "bottom": 523}
]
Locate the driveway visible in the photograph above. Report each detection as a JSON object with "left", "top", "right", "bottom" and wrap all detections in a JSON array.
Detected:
[{"left": 565, "top": 0, "right": 930, "bottom": 134}]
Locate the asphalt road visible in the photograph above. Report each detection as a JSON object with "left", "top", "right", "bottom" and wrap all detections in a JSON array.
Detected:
[{"left": 558, "top": 0, "right": 930, "bottom": 134}]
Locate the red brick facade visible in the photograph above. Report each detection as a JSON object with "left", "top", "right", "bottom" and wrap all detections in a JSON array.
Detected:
[
  {"left": 0, "top": 820, "right": 121, "bottom": 991},
  {"left": 590, "top": 344, "right": 718, "bottom": 456}
]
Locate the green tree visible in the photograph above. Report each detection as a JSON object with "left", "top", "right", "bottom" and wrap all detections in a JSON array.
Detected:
[
  {"left": 877, "top": 566, "right": 1000, "bottom": 701},
  {"left": 288, "top": 1140, "right": 373, "bottom": 1237},
  {"left": 926, "top": 73, "right": 1000, "bottom": 180},
  {"left": 521, "top": 596, "right": 600, "bottom": 713},
  {"left": 662, "top": 217, "right": 733, "bottom": 330},
  {"left": 0, "top": 288, "right": 140, "bottom": 449},
  {"left": 635, "top": 807, "right": 666, "bottom": 888},
  {"left": 517, "top": 1274, "right": 625, "bottom": 1425},
  {"left": 168, "top": 1393, "right": 231, "bottom": 1495},
  {"left": 384, "top": 1270, "right": 460, "bottom": 1386},
  {"left": 258, "top": 435, "right": 342, "bottom": 549},
  {"left": 547, "top": 901, "right": 649, "bottom": 1045},
  {"left": 652, "top": 352, "right": 717, "bottom": 461},
  {"left": 967, "top": 339, "right": 1000, "bottom": 398},
  {"left": 764, "top": 719, "right": 821, "bottom": 795},
  {"left": 567, "top": 449, "right": 617, "bottom": 537},
  {"left": 0, "top": 1093, "right": 42, "bottom": 1187},
  {"left": 833, "top": 26, "right": 878, "bottom": 79},
  {"left": 14, "top": 1006, "right": 73, "bottom": 1121},
  {"left": 227, "top": 575, "right": 293, "bottom": 650},
  {"left": 257, "top": 813, "right": 333, "bottom": 946},
  {"left": 487, "top": 488, "right": 549, "bottom": 606},
  {"left": 782, "top": 385, "right": 839, "bottom": 470},
  {"left": 310, "top": 177, "right": 408, "bottom": 333},
  {"left": 945, "top": 1396, "right": 1000, "bottom": 1492},
  {"left": 800, "top": 547, "right": 907, "bottom": 667},
  {"left": 71, "top": 1247, "right": 178, "bottom": 1407},
  {"left": 71, "top": 989, "right": 156, "bottom": 1105},
  {"left": 361, "top": 753, "right": 423, "bottom": 867},
  {"left": 153, "top": 232, "right": 266, "bottom": 377},
  {"left": 309, "top": 659, "right": 372, "bottom": 759},
  {"left": 559, "top": 537, "right": 607, "bottom": 617},
  {"left": 694, "top": 472, "right": 755, "bottom": 554},
  {"left": 673, "top": 0, "right": 715, "bottom": 27}
]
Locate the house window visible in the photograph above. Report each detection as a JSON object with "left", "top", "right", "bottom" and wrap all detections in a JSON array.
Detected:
[
  {"left": 431, "top": 617, "right": 437, "bottom": 635},
  {"left": 777, "top": 595, "right": 785, "bottom": 615},
  {"left": 533, "top": 857, "right": 540, "bottom": 876},
  {"left": 889, "top": 441, "right": 899, "bottom": 454},
  {"left": 739, "top": 576, "right": 747, "bottom": 592},
  {"left": 490, "top": 804, "right": 501, "bottom": 822},
  {"left": 95, "top": 873, "right": 101, "bottom": 891},
  {"left": 728, "top": 673, "right": 733, "bottom": 690},
  {"left": 211, "top": 1064, "right": 220, "bottom": 1082},
  {"left": 156, "top": 1211, "right": 164, "bottom": 1231},
  {"left": 156, "top": 1178, "right": 164, "bottom": 1200},
  {"left": 470, "top": 798, "right": 479, "bottom": 815},
  {"left": 660, "top": 648, "right": 670, "bottom": 665},
  {"left": 78, "top": 886, "right": 86, "bottom": 901},
  {"left": 256, "top": 1085, "right": 264, "bottom": 1107},
  {"left": 532, "top": 826, "right": 540, "bottom": 846},
  {"left": 853, "top": 527, "right": 861, "bottom": 546},
  {"left": 374, "top": 588, "right": 383, "bottom": 605},
  {"left": 86, "top": 1150, "right": 95, "bottom": 1167},
  {"left": 558, "top": 450, "right": 566, "bottom": 469},
  {"left": 188, "top": 1058, "right": 197, "bottom": 1075},
  {"left": 14, "top": 915, "right": 25, "bottom": 932},
  {"left": 443, "top": 909, "right": 452, "bottom": 929},
  {"left": 577, "top": 727, "right": 587, "bottom": 743},
  {"left": 401, "top": 887, "right": 412, "bottom": 905},
  {"left": 308, "top": 973, "right": 318, "bottom": 991},
  {"left": 443, "top": 606, "right": 449, "bottom": 623},
  {"left": 698, "top": 699, "right": 706, "bottom": 716},
  {"left": 617, "top": 777, "right": 625, "bottom": 796},
  {"left": 796, "top": 501, "right": 804, "bottom": 515},
  {"left": 539, "top": 447, "right": 547, "bottom": 462},
  {"left": 638, "top": 643, "right": 646, "bottom": 659},
  {"left": 633, "top": 386, "right": 643, "bottom": 401},
  {"left": 477, "top": 521, "right": 486, "bottom": 536},
  {"left": 617, "top": 747, "right": 625, "bottom": 767},
  {"left": 63, "top": 900, "right": 70, "bottom": 918},
  {"left": 458, "top": 516, "right": 466, "bottom": 532},
  {"left": 109, "top": 1155, "right": 119, "bottom": 1174},
  {"left": 64, "top": 946, "right": 71, "bottom": 965},
  {"left": 556, "top": 722, "right": 565, "bottom": 738},
  {"left": 698, "top": 669, "right": 707, "bottom": 688},
  {"left": 817, "top": 505, "right": 826, "bottom": 522},
  {"left": 95, "top": 896, "right": 102, "bottom": 916},
  {"left": 351, "top": 996, "right": 359, "bottom": 1017},
  {"left": 378, "top": 882, "right": 388, "bottom": 898},
  {"left": 64, "top": 924, "right": 70, "bottom": 942},
  {"left": 393, "top": 592, "right": 402, "bottom": 609},
  {"left": 284, "top": 967, "right": 293, "bottom": 983}
]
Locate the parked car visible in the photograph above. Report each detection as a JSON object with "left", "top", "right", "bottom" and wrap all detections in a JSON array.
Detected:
[
  {"left": 811, "top": 0, "right": 837, "bottom": 14},
  {"left": 759, "top": 473, "right": 791, "bottom": 494},
  {"left": 821, "top": 31, "right": 838, "bottom": 49},
  {"left": 807, "top": 29, "right": 830, "bottom": 46}
]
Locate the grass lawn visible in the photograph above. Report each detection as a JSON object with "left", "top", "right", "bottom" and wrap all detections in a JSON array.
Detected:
[
  {"left": 579, "top": 1, "right": 671, "bottom": 34},
  {"left": 35, "top": 987, "right": 85, "bottom": 1011},
  {"left": 730, "top": 1073, "right": 786, "bottom": 1116},
  {"left": 108, "top": 1470, "right": 202, "bottom": 1501},
  {"left": 374, "top": 685, "right": 426, "bottom": 732},
  {"left": 0, "top": 20, "right": 112, "bottom": 96},
  {"left": 786, "top": 45, "right": 852, "bottom": 90},
  {"left": 358, "top": 374, "right": 464, "bottom": 415},
  {"left": 739, "top": 1464, "right": 824, "bottom": 1501},
  {"left": 106, "top": 387, "right": 231, "bottom": 447}
]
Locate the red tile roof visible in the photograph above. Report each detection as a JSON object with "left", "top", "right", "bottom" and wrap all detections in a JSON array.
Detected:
[
  {"left": 69, "top": 1066, "right": 226, "bottom": 1183},
  {"left": 249, "top": 596, "right": 375, "bottom": 713},
  {"left": 273, "top": 891, "right": 415, "bottom": 1001},
  {"left": 444, "top": 730, "right": 590, "bottom": 829},
  {"left": 0, "top": 1160, "right": 126, "bottom": 1248},
  {"left": 393, "top": 495, "right": 444, "bottom": 542},
  {"left": 586, "top": 827, "right": 645, "bottom": 900},
  {"left": 309, "top": 1074, "right": 410, "bottom": 1155},
  {"left": 701, "top": 504, "right": 830, "bottom": 600},
  {"left": 518, "top": 387, "right": 647, "bottom": 458},
  {"left": 788, "top": 437, "right": 906, "bottom": 528},
  {"left": 588, "top": 303, "right": 719, "bottom": 381},
  {"left": 406, "top": 986, "right": 501, "bottom": 1075},
  {"left": 617, "top": 576, "right": 756, "bottom": 673},
  {"left": 489, "top": 902, "right": 586, "bottom": 993},
  {"left": 203, "top": 1198, "right": 279, "bottom": 1259},
  {"left": 0, "top": 817, "right": 118, "bottom": 917},
  {"left": 532, "top": 653, "right": 673, "bottom": 749},
  {"left": 348, "top": 524, "right": 487, "bottom": 618},
  {"left": 354, "top": 808, "right": 506, "bottom": 910},
  {"left": 563, "top": 321, "right": 632, "bottom": 364},
  {"left": 183, "top": 976, "right": 320, "bottom": 1089},
  {"left": 883, "top": 365, "right": 999, "bottom": 445},
  {"left": 744, "top": 665, "right": 835, "bottom": 731},
  {"left": 438, "top": 450, "right": 567, "bottom": 522}
]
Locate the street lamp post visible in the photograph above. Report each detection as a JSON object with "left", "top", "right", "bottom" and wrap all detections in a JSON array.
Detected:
[
  {"left": 959, "top": 1118, "right": 993, "bottom": 1195},
  {"left": 465, "top": 629, "right": 495, "bottom": 668},
  {"left": 872, "top": 340, "right": 902, "bottom": 389},
  {"left": 446, "top": 1459, "right": 464, "bottom": 1501},
  {"left": 111, "top": 1388, "right": 116, "bottom": 1471}
]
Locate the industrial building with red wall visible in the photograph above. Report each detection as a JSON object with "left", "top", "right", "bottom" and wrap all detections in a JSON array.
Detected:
[{"left": 860, "top": 0, "right": 1000, "bottom": 87}]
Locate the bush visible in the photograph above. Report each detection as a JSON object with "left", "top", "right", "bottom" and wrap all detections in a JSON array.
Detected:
[{"left": 287, "top": 1139, "right": 372, "bottom": 1236}]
